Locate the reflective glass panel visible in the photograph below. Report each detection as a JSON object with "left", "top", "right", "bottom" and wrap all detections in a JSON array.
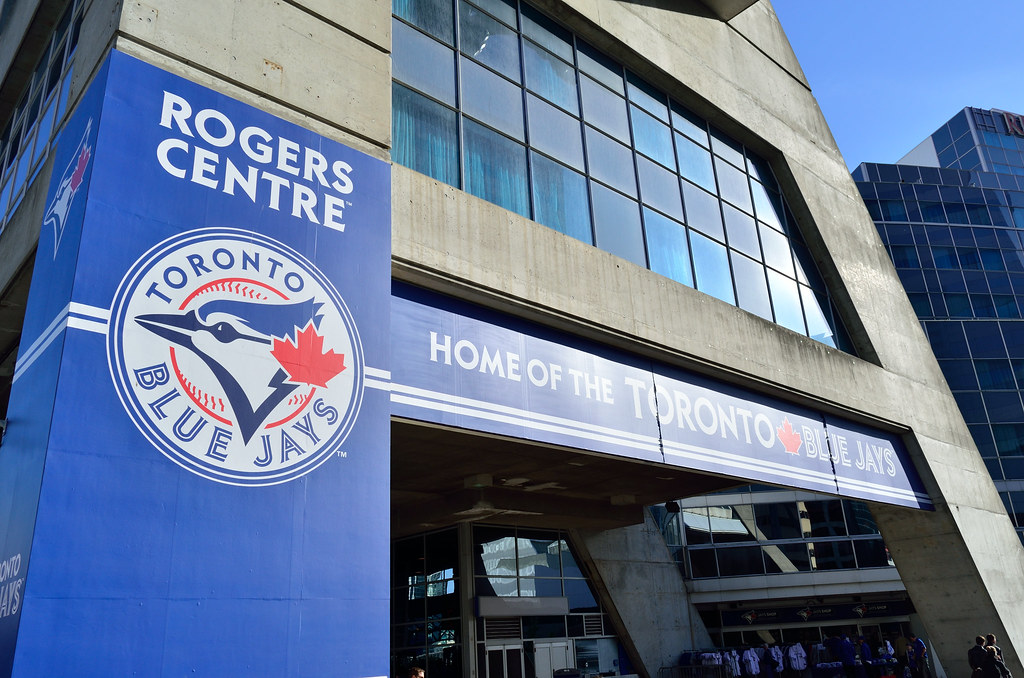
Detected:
[
  {"left": 676, "top": 134, "right": 715, "bottom": 192},
  {"left": 531, "top": 152, "right": 592, "bottom": 244},
  {"left": 521, "top": 5, "right": 572, "bottom": 61},
  {"left": 394, "top": 0, "right": 455, "bottom": 44},
  {"left": 393, "top": 19, "right": 457, "bottom": 104},
  {"left": 631, "top": 104, "right": 674, "bottom": 168},
  {"left": 637, "top": 155, "right": 683, "bottom": 219},
  {"left": 516, "top": 535, "right": 560, "bottom": 577},
  {"left": 763, "top": 543, "right": 811, "bottom": 573},
  {"left": 586, "top": 127, "right": 636, "bottom": 196},
  {"left": 715, "top": 155, "right": 753, "bottom": 213},
  {"left": 691, "top": 232, "right": 735, "bottom": 304},
  {"left": 724, "top": 205, "right": 760, "bottom": 258},
  {"left": 716, "top": 545, "right": 764, "bottom": 576},
  {"left": 768, "top": 269, "right": 806, "bottom": 334},
  {"left": 708, "top": 505, "right": 757, "bottom": 543},
  {"left": 683, "top": 181, "right": 724, "bottom": 241},
  {"left": 392, "top": 83, "right": 459, "bottom": 187},
  {"left": 754, "top": 503, "right": 802, "bottom": 540},
  {"left": 810, "top": 540, "right": 855, "bottom": 570},
  {"left": 591, "top": 183, "right": 646, "bottom": 267},
  {"left": 523, "top": 39, "right": 578, "bottom": 114},
  {"left": 644, "top": 208, "right": 693, "bottom": 287},
  {"left": 804, "top": 500, "right": 847, "bottom": 537},
  {"left": 682, "top": 508, "right": 712, "bottom": 545},
  {"left": 460, "top": 1, "right": 520, "bottom": 80},
  {"left": 463, "top": 118, "right": 528, "bottom": 216},
  {"left": 461, "top": 57, "right": 524, "bottom": 140},
  {"left": 580, "top": 76, "right": 629, "bottom": 140},
  {"left": 527, "top": 94, "right": 584, "bottom": 169},
  {"left": 731, "top": 252, "right": 772, "bottom": 320}
]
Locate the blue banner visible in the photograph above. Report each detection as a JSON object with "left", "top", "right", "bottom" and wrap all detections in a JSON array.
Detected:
[
  {"left": 1, "top": 51, "right": 390, "bottom": 677},
  {"left": 390, "top": 284, "right": 932, "bottom": 510}
]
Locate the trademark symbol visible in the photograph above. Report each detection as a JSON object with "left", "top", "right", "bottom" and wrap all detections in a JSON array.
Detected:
[{"left": 336, "top": 450, "right": 348, "bottom": 458}]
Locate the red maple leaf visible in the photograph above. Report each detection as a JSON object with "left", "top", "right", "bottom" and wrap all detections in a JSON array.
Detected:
[
  {"left": 271, "top": 323, "right": 346, "bottom": 387},
  {"left": 776, "top": 417, "right": 802, "bottom": 454},
  {"left": 70, "top": 145, "right": 91, "bottom": 191}
]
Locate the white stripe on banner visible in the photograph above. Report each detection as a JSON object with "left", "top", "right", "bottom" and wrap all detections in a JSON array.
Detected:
[
  {"left": 392, "top": 381, "right": 930, "bottom": 505},
  {"left": 69, "top": 301, "right": 110, "bottom": 323},
  {"left": 67, "top": 317, "right": 108, "bottom": 334},
  {"left": 12, "top": 304, "right": 71, "bottom": 383}
]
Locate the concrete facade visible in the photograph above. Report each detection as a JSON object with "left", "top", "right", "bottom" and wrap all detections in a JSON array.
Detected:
[{"left": 1, "top": 0, "right": 1022, "bottom": 676}]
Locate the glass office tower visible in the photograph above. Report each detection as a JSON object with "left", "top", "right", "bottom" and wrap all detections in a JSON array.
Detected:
[{"left": 855, "top": 107, "right": 1024, "bottom": 545}]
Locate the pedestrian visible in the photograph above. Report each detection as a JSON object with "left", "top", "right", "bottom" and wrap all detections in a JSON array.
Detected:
[
  {"left": 908, "top": 634, "right": 928, "bottom": 678},
  {"left": 986, "top": 635, "right": 1004, "bottom": 662},
  {"left": 408, "top": 667, "right": 425, "bottom": 678},
  {"left": 971, "top": 636, "right": 990, "bottom": 676},
  {"left": 981, "top": 646, "right": 1010, "bottom": 678}
]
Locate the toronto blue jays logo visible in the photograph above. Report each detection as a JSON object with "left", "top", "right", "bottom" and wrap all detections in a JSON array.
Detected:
[
  {"left": 43, "top": 118, "right": 92, "bottom": 258},
  {"left": 107, "top": 228, "right": 363, "bottom": 485}
]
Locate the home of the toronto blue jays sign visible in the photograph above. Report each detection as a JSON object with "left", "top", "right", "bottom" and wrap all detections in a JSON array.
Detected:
[{"left": 0, "top": 51, "right": 390, "bottom": 677}]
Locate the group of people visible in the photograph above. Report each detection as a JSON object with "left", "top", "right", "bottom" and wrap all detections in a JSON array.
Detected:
[{"left": 969, "top": 635, "right": 1012, "bottom": 678}]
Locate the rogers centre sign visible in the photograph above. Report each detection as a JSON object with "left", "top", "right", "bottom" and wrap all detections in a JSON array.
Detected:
[{"left": 997, "top": 109, "right": 1024, "bottom": 137}]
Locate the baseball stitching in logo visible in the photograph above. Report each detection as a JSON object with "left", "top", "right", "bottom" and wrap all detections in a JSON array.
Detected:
[{"left": 107, "top": 228, "right": 363, "bottom": 485}]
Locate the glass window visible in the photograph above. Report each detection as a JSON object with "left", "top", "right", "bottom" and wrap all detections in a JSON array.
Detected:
[
  {"left": 804, "top": 500, "right": 847, "bottom": 537},
  {"left": 731, "top": 252, "right": 772, "bottom": 321},
  {"left": 810, "top": 540, "right": 855, "bottom": 570},
  {"left": 516, "top": 533, "right": 561, "bottom": 577},
  {"left": 709, "top": 127, "right": 744, "bottom": 168},
  {"left": 842, "top": 502, "right": 879, "bottom": 535},
  {"left": 688, "top": 549, "right": 717, "bottom": 578},
  {"left": 521, "top": 5, "right": 572, "bottom": 62},
  {"left": 683, "top": 181, "right": 724, "bottom": 241},
  {"left": 754, "top": 503, "right": 801, "bottom": 540},
  {"left": 631, "top": 105, "right": 674, "bottom": 168},
  {"left": 671, "top": 102, "right": 708, "bottom": 147},
  {"left": 763, "top": 543, "right": 811, "bottom": 573},
  {"left": 976, "top": 359, "right": 1016, "bottom": 389},
  {"left": 724, "top": 205, "right": 760, "bottom": 258},
  {"left": 461, "top": 57, "right": 525, "bottom": 140},
  {"left": 459, "top": 1, "right": 521, "bottom": 80},
  {"left": 626, "top": 72, "right": 669, "bottom": 122},
  {"left": 464, "top": 119, "right": 529, "bottom": 217},
  {"left": 523, "top": 40, "right": 578, "bottom": 114},
  {"left": 527, "top": 94, "right": 583, "bottom": 169},
  {"left": 466, "top": 0, "right": 515, "bottom": 25},
  {"left": 644, "top": 208, "right": 693, "bottom": 287},
  {"left": 676, "top": 134, "right": 716, "bottom": 193},
  {"left": 586, "top": 127, "right": 636, "bottom": 196},
  {"left": 853, "top": 539, "right": 891, "bottom": 568},
  {"left": 591, "top": 183, "right": 646, "bottom": 267},
  {"left": 715, "top": 156, "right": 753, "bottom": 214},
  {"left": 682, "top": 507, "right": 713, "bottom": 545},
  {"left": 394, "top": 0, "right": 455, "bottom": 44},
  {"left": 530, "top": 153, "right": 591, "bottom": 244},
  {"left": 768, "top": 270, "right": 806, "bottom": 335},
  {"left": 392, "top": 83, "right": 459, "bottom": 187},
  {"left": 393, "top": 19, "right": 457, "bottom": 104},
  {"left": 716, "top": 546, "right": 764, "bottom": 576},
  {"left": 637, "top": 156, "right": 683, "bottom": 219},
  {"left": 761, "top": 224, "right": 795, "bottom": 276},
  {"left": 802, "top": 286, "right": 835, "bottom": 346},
  {"left": 692, "top": 232, "right": 735, "bottom": 304},
  {"left": 751, "top": 181, "right": 782, "bottom": 229},
  {"left": 564, "top": 578, "right": 598, "bottom": 612},
  {"left": 580, "top": 76, "right": 629, "bottom": 140},
  {"left": 708, "top": 505, "right": 758, "bottom": 543}
]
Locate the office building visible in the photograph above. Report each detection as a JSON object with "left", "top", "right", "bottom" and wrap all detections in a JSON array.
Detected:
[
  {"left": 0, "top": 2, "right": 1021, "bottom": 677},
  {"left": 857, "top": 107, "right": 1024, "bottom": 547}
]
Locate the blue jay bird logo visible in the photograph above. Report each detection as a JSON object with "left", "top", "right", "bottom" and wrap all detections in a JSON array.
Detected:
[
  {"left": 43, "top": 119, "right": 92, "bottom": 259},
  {"left": 108, "top": 228, "right": 363, "bottom": 486}
]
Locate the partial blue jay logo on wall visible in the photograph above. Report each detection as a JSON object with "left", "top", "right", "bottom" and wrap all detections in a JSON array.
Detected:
[
  {"left": 43, "top": 118, "right": 92, "bottom": 258},
  {"left": 107, "top": 228, "right": 363, "bottom": 485}
]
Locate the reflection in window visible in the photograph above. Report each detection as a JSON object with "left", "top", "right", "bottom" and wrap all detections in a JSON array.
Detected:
[{"left": 391, "top": 0, "right": 852, "bottom": 350}]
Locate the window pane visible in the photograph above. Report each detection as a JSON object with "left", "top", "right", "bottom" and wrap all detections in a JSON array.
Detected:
[
  {"left": 394, "top": 0, "right": 454, "bottom": 44},
  {"left": 843, "top": 501, "right": 879, "bottom": 535},
  {"left": 676, "top": 133, "right": 716, "bottom": 192},
  {"left": 531, "top": 153, "right": 591, "bottom": 244},
  {"left": 751, "top": 180, "right": 782, "bottom": 229},
  {"left": 577, "top": 41, "right": 624, "bottom": 94},
  {"left": 732, "top": 252, "right": 772, "bottom": 321},
  {"left": 461, "top": 57, "right": 524, "bottom": 140},
  {"left": 586, "top": 127, "right": 636, "bottom": 197},
  {"left": 392, "top": 83, "right": 459, "bottom": 186},
  {"left": 688, "top": 549, "right": 717, "bottom": 578},
  {"left": 801, "top": 286, "right": 835, "bottom": 347},
  {"left": 768, "top": 269, "right": 806, "bottom": 334},
  {"left": 521, "top": 5, "right": 572, "bottom": 62},
  {"left": 475, "top": 527, "right": 516, "bottom": 575},
  {"left": 631, "top": 104, "right": 674, "bottom": 168},
  {"left": 804, "top": 500, "right": 847, "bottom": 537},
  {"left": 466, "top": 0, "right": 515, "bottom": 25},
  {"left": 724, "top": 204, "right": 759, "bottom": 258},
  {"left": 715, "top": 155, "right": 753, "bottom": 213},
  {"left": 528, "top": 94, "right": 583, "bottom": 169},
  {"left": 580, "top": 76, "right": 629, "bottom": 140},
  {"left": 464, "top": 118, "right": 528, "bottom": 216},
  {"left": 523, "top": 39, "right": 578, "bottom": 114},
  {"left": 516, "top": 535, "right": 560, "bottom": 577},
  {"left": 760, "top": 223, "right": 795, "bottom": 276},
  {"left": 717, "top": 546, "right": 764, "bottom": 576},
  {"left": 519, "top": 578, "right": 562, "bottom": 596},
  {"left": 853, "top": 539, "right": 891, "bottom": 568},
  {"left": 683, "top": 181, "right": 724, "bottom": 241},
  {"left": 691, "top": 232, "right": 735, "bottom": 304},
  {"left": 459, "top": 1, "right": 520, "bottom": 80},
  {"left": 708, "top": 505, "right": 757, "bottom": 543},
  {"left": 626, "top": 72, "right": 668, "bottom": 121},
  {"left": 476, "top": 575, "right": 518, "bottom": 596},
  {"left": 810, "top": 540, "right": 855, "bottom": 570},
  {"left": 644, "top": 208, "right": 692, "bottom": 286},
  {"left": 671, "top": 102, "right": 709, "bottom": 147},
  {"left": 591, "top": 183, "right": 646, "bottom": 267},
  {"left": 393, "top": 19, "right": 456, "bottom": 104},
  {"left": 710, "top": 126, "right": 745, "bottom": 167},
  {"left": 754, "top": 503, "right": 802, "bottom": 540},
  {"left": 763, "top": 543, "right": 810, "bottom": 573},
  {"left": 564, "top": 579, "right": 598, "bottom": 612},
  {"left": 637, "top": 156, "right": 682, "bottom": 219},
  {"left": 682, "top": 508, "right": 712, "bottom": 545}
]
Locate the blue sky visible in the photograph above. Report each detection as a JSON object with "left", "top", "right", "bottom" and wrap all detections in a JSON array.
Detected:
[{"left": 770, "top": 0, "right": 1024, "bottom": 170}]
